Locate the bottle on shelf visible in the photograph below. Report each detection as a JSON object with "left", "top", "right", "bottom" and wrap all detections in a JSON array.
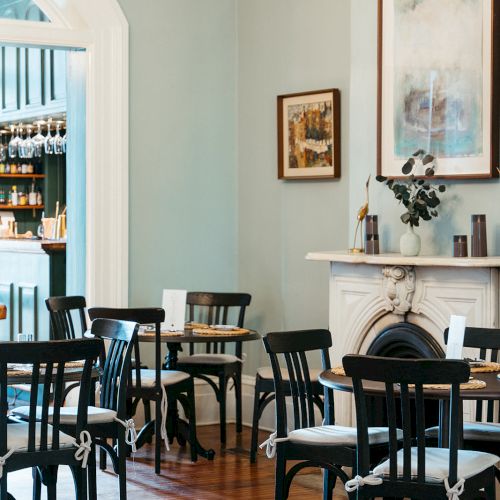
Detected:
[
  {"left": 29, "top": 183, "right": 37, "bottom": 206},
  {"left": 19, "top": 188, "right": 27, "bottom": 206},
  {"left": 11, "top": 185, "right": 17, "bottom": 206},
  {"left": 36, "top": 188, "right": 43, "bottom": 206},
  {"left": 0, "top": 189, "right": 5, "bottom": 205}
]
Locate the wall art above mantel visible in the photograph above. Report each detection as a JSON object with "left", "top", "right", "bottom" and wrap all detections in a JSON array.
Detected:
[{"left": 377, "top": 0, "right": 499, "bottom": 179}]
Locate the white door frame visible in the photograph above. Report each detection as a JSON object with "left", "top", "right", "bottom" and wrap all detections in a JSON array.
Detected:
[{"left": 0, "top": 0, "right": 129, "bottom": 306}]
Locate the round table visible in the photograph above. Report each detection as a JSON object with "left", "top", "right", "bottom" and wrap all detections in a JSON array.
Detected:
[
  {"left": 137, "top": 328, "right": 260, "bottom": 369},
  {"left": 319, "top": 369, "right": 500, "bottom": 401},
  {"left": 319, "top": 368, "right": 500, "bottom": 446},
  {"left": 137, "top": 328, "right": 261, "bottom": 459}
]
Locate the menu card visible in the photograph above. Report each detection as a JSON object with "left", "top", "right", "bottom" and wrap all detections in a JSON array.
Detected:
[
  {"left": 162, "top": 289, "right": 187, "bottom": 332},
  {"left": 446, "top": 315, "right": 466, "bottom": 360}
]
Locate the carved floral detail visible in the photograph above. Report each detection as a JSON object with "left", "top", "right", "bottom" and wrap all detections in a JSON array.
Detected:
[{"left": 382, "top": 266, "right": 416, "bottom": 315}]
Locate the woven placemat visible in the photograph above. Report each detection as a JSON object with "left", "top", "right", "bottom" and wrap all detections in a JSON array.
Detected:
[
  {"left": 193, "top": 327, "right": 250, "bottom": 336},
  {"left": 470, "top": 361, "right": 500, "bottom": 373},
  {"left": 184, "top": 322, "right": 208, "bottom": 330},
  {"left": 7, "top": 369, "right": 32, "bottom": 377},
  {"left": 418, "top": 379, "right": 487, "bottom": 390},
  {"left": 331, "top": 366, "right": 346, "bottom": 376},
  {"left": 139, "top": 330, "right": 184, "bottom": 337},
  {"left": 40, "top": 361, "right": 85, "bottom": 369}
]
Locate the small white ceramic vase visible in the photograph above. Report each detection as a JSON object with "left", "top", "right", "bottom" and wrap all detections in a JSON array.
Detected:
[{"left": 400, "top": 225, "right": 421, "bottom": 256}]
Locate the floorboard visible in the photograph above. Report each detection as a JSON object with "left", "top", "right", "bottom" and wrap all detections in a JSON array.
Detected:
[{"left": 4, "top": 424, "right": 499, "bottom": 499}]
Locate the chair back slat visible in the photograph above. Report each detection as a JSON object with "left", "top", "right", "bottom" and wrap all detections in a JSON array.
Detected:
[
  {"left": 414, "top": 383, "right": 426, "bottom": 482},
  {"left": 186, "top": 292, "right": 251, "bottom": 356},
  {"left": 444, "top": 326, "right": 500, "bottom": 424},
  {"left": 343, "top": 355, "right": 470, "bottom": 488},
  {"left": 90, "top": 318, "right": 139, "bottom": 416},
  {"left": 46, "top": 296, "right": 88, "bottom": 340},
  {"left": 263, "top": 329, "right": 332, "bottom": 435},
  {"left": 0, "top": 339, "right": 101, "bottom": 457}
]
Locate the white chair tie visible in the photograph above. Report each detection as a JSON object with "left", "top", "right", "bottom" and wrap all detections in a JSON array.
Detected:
[
  {"left": 345, "top": 474, "right": 383, "bottom": 493},
  {"left": 259, "top": 431, "right": 289, "bottom": 458},
  {"left": 160, "top": 384, "right": 170, "bottom": 451},
  {"left": 444, "top": 478, "right": 465, "bottom": 500},
  {"left": 114, "top": 417, "right": 138, "bottom": 453},
  {"left": 73, "top": 430, "right": 92, "bottom": 469},
  {"left": 0, "top": 448, "right": 16, "bottom": 479}
]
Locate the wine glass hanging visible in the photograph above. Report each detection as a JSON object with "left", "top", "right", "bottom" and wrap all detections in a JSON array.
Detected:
[{"left": 2, "top": 119, "right": 67, "bottom": 160}]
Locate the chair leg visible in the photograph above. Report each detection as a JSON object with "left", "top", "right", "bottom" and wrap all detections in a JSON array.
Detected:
[
  {"left": 218, "top": 375, "right": 228, "bottom": 445},
  {"left": 250, "top": 378, "right": 261, "bottom": 463},
  {"left": 144, "top": 399, "right": 152, "bottom": 423},
  {"left": 88, "top": 443, "right": 98, "bottom": 500},
  {"left": 117, "top": 431, "right": 127, "bottom": 500},
  {"left": 46, "top": 466, "right": 57, "bottom": 500},
  {"left": 187, "top": 381, "right": 198, "bottom": 462},
  {"left": 155, "top": 393, "right": 161, "bottom": 474},
  {"left": 0, "top": 474, "right": 8, "bottom": 500},
  {"left": 275, "top": 453, "right": 287, "bottom": 500},
  {"left": 323, "top": 469, "right": 336, "bottom": 500},
  {"left": 99, "top": 444, "right": 107, "bottom": 471},
  {"left": 484, "top": 468, "right": 496, "bottom": 500},
  {"left": 32, "top": 466, "right": 42, "bottom": 500},
  {"left": 234, "top": 369, "right": 242, "bottom": 434}
]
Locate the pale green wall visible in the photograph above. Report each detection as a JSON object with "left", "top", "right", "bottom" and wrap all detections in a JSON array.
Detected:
[
  {"left": 350, "top": 0, "right": 500, "bottom": 256},
  {"left": 237, "top": 0, "right": 351, "bottom": 373},
  {"left": 119, "top": 0, "right": 238, "bottom": 307}
]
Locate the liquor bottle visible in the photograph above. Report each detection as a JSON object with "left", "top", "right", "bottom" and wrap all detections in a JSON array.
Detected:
[
  {"left": 11, "top": 185, "right": 17, "bottom": 207},
  {"left": 29, "top": 183, "right": 37, "bottom": 206}
]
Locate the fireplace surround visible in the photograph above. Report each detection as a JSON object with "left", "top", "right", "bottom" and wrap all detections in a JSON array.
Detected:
[{"left": 306, "top": 251, "right": 500, "bottom": 425}]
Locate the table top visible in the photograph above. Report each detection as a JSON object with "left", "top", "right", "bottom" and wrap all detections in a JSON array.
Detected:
[
  {"left": 7, "top": 365, "right": 98, "bottom": 385},
  {"left": 137, "top": 328, "right": 260, "bottom": 344},
  {"left": 319, "top": 369, "right": 500, "bottom": 401}
]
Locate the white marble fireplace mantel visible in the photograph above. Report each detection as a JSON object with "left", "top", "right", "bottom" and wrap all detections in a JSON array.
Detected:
[{"left": 306, "top": 250, "right": 500, "bottom": 424}]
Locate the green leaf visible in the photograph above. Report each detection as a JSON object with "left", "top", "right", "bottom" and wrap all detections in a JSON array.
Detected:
[
  {"left": 425, "top": 168, "right": 435, "bottom": 176},
  {"left": 402, "top": 160, "right": 414, "bottom": 175},
  {"left": 418, "top": 179, "right": 425, "bottom": 185},
  {"left": 422, "top": 154, "right": 434, "bottom": 165},
  {"left": 413, "top": 149, "right": 425, "bottom": 156},
  {"left": 438, "top": 185, "right": 446, "bottom": 192},
  {"left": 376, "top": 175, "right": 387, "bottom": 182},
  {"left": 401, "top": 213, "right": 411, "bottom": 224}
]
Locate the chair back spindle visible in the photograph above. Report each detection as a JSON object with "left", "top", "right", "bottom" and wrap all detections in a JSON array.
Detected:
[{"left": 263, "top": 329, "right": 333, "bottom": 435}]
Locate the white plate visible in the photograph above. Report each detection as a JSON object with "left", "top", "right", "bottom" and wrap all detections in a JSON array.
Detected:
[{"left": 210, "top": 324, "right": 237, "bottom": 331}]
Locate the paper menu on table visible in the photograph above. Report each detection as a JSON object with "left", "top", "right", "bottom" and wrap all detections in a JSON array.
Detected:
[
  {"left": 446, "top": 315, "right": 466, "bottom": 360},
  {"left": 162, "top": 289, "right": 187, "bottom": 332}
]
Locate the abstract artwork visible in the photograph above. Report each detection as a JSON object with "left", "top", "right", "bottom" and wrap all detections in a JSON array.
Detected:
[
  {"left": 378, "top": 0, "right": 498, "bottom": 178},
  {"left": 278, "top": 89, "right": 340, "bottom": 180}
]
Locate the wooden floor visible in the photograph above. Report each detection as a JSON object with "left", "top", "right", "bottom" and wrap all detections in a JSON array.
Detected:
[
  {"left": 6, "top": 424, "right": 348, "bottom": 499},
  {"left": 6, "top": 424, "right": 500, "bottom": 499}
]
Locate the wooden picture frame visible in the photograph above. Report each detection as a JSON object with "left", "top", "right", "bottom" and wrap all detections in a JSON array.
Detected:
[
  {"left": 377, "top": 0, "right": 499, "bottom": 179},
  {"left": 277, "top": 88, "right": 340, "bottom": 180}
]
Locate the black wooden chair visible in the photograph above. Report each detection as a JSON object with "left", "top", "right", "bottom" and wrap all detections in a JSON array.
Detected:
[
  {"left": 249, "top": 365, "right": 325, "bottom": 462},
  {"left": 262, "top": 329, "right": 397, "bottom": 500},
  {"left": 426, "top": 326, "right": 500, "bottom": 480},
  {"left": 343, "top": 354, "right": 499, "bottom": 499},
  {"left": 3, "top": 338, "right": 101, "bottom": 500},
  {"left": 14, "top": 318, "right": 139, "bottom": 500},
  {"left": 176, "top": 291, "right": 251, "bottom": 444},
  {"left": 88, "top": 307, "right": 197, "bottom": 471},
  {"left": 46, "top": 296, "right": 88, "bottom": 340}
]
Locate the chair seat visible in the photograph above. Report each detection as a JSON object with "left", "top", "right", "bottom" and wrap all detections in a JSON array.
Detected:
[
  {"left": 131, "top": 368, "right": 190, "bottom": 387},
  {"left": 257, "top": 366, "right": 322, "bottom": 382},
  {"left": 426, "top": 422, "right": 500, "bottom": 442},
  {"left": 12, "top": 405, "right": 117, "bottom": 425},
  {"left": 288, "top": 425, "right": 403, "bottom": 446},
  {"left": 7, "top": 422, "right": 76, "bottom": 451},
  {"left": 177, "top": 354, "right": 240, "bottom": 365},
  {"left": 373, "top": 447, "right": 499, "bottom": 483}
]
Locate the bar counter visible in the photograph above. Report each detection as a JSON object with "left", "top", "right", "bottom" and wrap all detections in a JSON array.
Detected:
[{"left": 0, "top": 238, "right": 66, "bottom": 341}]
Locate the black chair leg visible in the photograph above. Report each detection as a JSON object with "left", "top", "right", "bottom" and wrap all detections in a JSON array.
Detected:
[
  {"left": 154, "top": 394, "right": 161, "bottom": 474},
  {"left": 88, "top": 443, "right": 98, "bottom": 500},
  {"left": 250, "top": 377, "right": 261, "bottom": 463},
  {"left": 275, "top": 453, "right": 286, "bottom": 500},
  {"left": 484, "top": 468, "right": 496, "bottom": 499},
  {"left": 234, "top": 370, "right": 242, "bottom": 434},
  {"left": 99, "top": 444, "right": 107, "bottom": 471},
  {"left": 46, "top": 465, "right": 57, "bottom": 500},
  {"left": 218, "top": 375, "right": 228, "bottom": 445},
  {"left": 117, "top": 432, "right": 127, "bottom": 500},
  {"left": 323, "top": 469, "right": 336, "bottom": 500},
  {"left": 0, "top": 474, "right": 8, "bottom": 500},
  {"left": 32, "top": 466, "right": 42, "bottom": 500}
]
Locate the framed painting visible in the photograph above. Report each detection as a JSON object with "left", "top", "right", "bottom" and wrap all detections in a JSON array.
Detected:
[
  {"left": 277, "top": 88, "right": 340, "bottom": 180},
  {"left": 377, "top": 0, "right": 499, "bottom": 179}
]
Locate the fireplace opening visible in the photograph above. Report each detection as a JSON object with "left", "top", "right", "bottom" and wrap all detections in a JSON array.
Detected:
[{"left": 364, "top": 322, "right": 445, "bottom": 430}]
